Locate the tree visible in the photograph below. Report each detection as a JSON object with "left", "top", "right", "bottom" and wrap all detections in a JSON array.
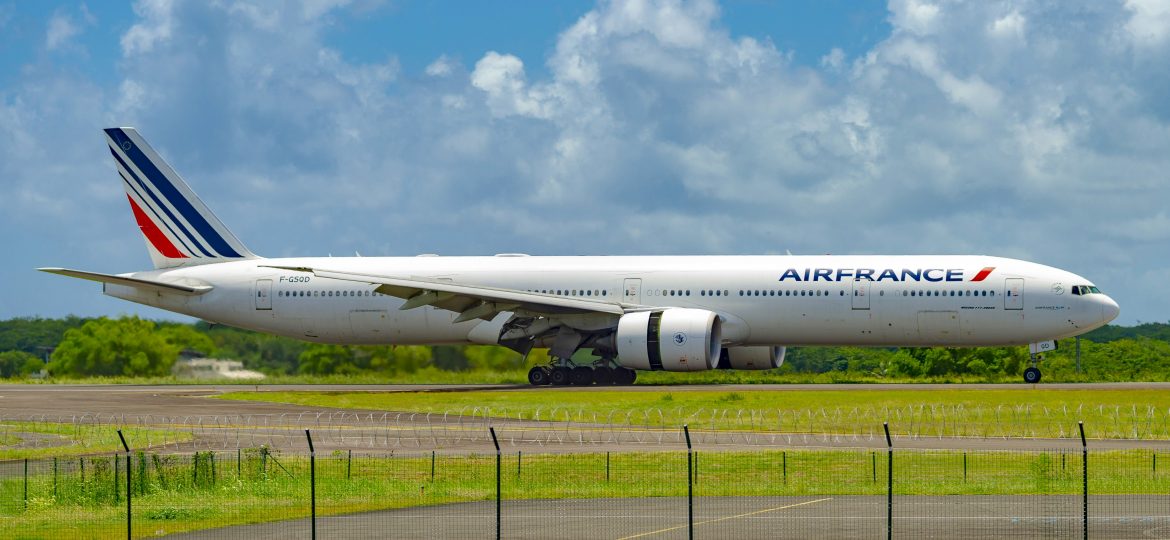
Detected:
[
  {"left": 297, "top": 344, "right": 356, "bottom": 375},
  {"left": 48, "top": 317, "right": 179, "bottom": 377},
  {"left": 0, "top": 350, "right": 43, "bottom": 378}
]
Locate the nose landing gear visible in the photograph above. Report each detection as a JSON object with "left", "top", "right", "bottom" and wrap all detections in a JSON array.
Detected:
[{"left": 1024, "top": 340, "right": 1056, "bottom": 384}]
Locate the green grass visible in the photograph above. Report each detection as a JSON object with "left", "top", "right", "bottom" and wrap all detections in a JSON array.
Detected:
[
  {"left": 215, "top": 387, "right": 1170, "bottom": 439},
  {"left": 2, "top": 448, "right": 1166, "bottom": 538},
  {"left": 0, "top": 423, "right": 194, "bottom": 460}
]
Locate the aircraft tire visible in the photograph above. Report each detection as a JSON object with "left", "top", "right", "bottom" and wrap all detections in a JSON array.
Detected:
[
  {"left": 593, "top": 368, "right": 615, "bottom": 386},
  {"left": 528, "top": 366, "right": 551, "bottom": 386},
  {"left": 550, "top": 367, "right": 572, "bottom": 386},
  {"left": 571, "top": 366, "right": 594, "bottom": 386},
  {"left": 616, "top": 368, "right": 636, "bottom": 386},
  {"left": 1023, "top": 367, "right": 1042, "bottom": 384}
]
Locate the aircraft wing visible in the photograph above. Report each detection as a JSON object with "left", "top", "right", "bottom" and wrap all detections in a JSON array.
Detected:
[
  {"left": 38, "top": 268, "right": 213, "bottom": 296},
  {"left": 264, "top": 265, "right": 628, "bottom": 322}
]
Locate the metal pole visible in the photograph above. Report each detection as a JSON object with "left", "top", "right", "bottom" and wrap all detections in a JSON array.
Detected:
[
  {"left": 490, "top": 427, "right": 501, "bottom": 540},
  {"left": 431, "top": 450, "right": 435, "bottom": 482},
  {"left": 884, "top": 422, "right": 892, "bottom": 540},
  {"left": 871, "top": 451, "right": 875, "bottom": 483},
  {"left": 783, "top": 451, "right": 787, "bottom": 484},
  {"left": 517, "top": 451, "right": 521, "bottom": 479},
  {"left": 237, "top": 448, "right": 241, "bottom": 479},
  {"left": 118, "top": 430, "right": 131, "bottom": 540},
  {"left": 684, "top": 424, "right": 693, "bottom": 540},
  {"left": 1075, "top": 336, "right": 1081, "bottom": 373},
  {"left": 1079, "top": 421, "right": 1087, "bottom": 540},
  {"left": 306, "top": 429, "right": 316, "bottom": 540},
  {"left": 347, "top": 449, "right": 352, "bottom": 481},
  {"left": 606, "top": 451, "right": 610, "bottom": 482},
  {"left": 963, "top": 453, "right": 967, "bottom": 483},
  {"left": 22, "top": 458, "right": 27, "bottom": 511}
]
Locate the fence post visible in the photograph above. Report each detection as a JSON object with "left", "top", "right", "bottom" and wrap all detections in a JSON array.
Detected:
[
  {"left": 490, "top": 427, "right": 501, "bottom": 540},
  {"left": 783, "top": 451, "right": 787, "bottom": 484},
  {"left": 963, "top": 453, "right": 967, "bottom": 483},
  {"left": 517, "top": 451, "right": 521, "bottom": 480},
  {"left": 606, "top": 451, "right": 610, "bottom": 482},
  {"left": 117, "top": 429, "right": 131, "bottom": 540},
  {"left": 1079, "top": 421, "right": 1087, "bottom": 540},
  {"left": 237, "top": 448, "right": 242, "bottom": 479},
  {"left": 884, "top": 422, "right": 892, "bottom": 540},
  {"left": 22, "top": 458, "right": 27, "bottom": 511},
  {"left": 871, "top": 451, "right": 875, "bottom": 483},
  {"left": 210, "top": 452, "right": 216, "bottom": 486},
  {"left": 347, "top": 449, "right": 352, "bottom": 481},
  {"left": 684, "top": 424, "right": 693, "bottom": 540},
  {"left": 306, "top": 429, "right": 316, "bottom": 540}
]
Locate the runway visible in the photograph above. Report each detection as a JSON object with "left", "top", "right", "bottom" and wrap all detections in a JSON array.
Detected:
[
  {"left": 4, "top": 382, "right": 1170, "bottom": 417},
  {"left": 5, "top": 383, "right": 1170, "bottom": 454},
  {"left": 166, "top": 495, "right": 1170, "bottom": 539}
]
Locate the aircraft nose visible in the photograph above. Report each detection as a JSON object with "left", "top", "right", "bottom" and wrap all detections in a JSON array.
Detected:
[{"left": 1100, "top": 296, "right": 1120, "bottom": 324}]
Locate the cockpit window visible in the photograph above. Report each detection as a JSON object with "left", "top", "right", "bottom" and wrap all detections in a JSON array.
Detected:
[{"left": 1072, "top": 285, "right": 1103, "bottom": 296}]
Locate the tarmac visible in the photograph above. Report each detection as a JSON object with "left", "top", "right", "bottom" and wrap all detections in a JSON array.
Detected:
[{"left": 166, "top": 495, "right": 1170, "bottom": 539}]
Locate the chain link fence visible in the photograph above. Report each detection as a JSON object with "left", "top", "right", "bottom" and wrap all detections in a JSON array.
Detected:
[{"left": 4, "top": 422, "right": 1170, "bottom": 538}]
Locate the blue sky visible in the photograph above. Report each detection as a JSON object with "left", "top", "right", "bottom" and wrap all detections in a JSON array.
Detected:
[{"left": 0, "top": 0, "right": 1168, "bottom": 326}]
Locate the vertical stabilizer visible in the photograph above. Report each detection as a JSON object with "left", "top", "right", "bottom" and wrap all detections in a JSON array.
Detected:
[{"left": 104, "top": 127, "right": 257, "bottom": 269}]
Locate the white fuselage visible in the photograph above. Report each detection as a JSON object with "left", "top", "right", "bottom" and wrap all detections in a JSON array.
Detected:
[{"left": 106, "top": 254, "right": 1119, "bottom": 348}]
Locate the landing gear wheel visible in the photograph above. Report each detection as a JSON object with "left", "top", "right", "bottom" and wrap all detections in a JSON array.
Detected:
[
  {"left": 571, "top": 366, "right": 595, "bottom": 386},
  {"left": 593, "top": 368, "right": 615, "bottom": 386},
  {"left": 528, "top": 366, "right": 551, "bottom": 386},
  {"left": 616, "top": 368, "right": 637, "bottom": 386},
  {"left": 550, "top": 366, "right": 572, "bottom": 386},
  {"left": 1023, "top": 367, "right": 1042, "bottom": 384}
]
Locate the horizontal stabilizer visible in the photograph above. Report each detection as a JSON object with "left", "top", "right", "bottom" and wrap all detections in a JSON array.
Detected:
[{"left": 38, "top": 268, "right": 213, "bottom": 296}]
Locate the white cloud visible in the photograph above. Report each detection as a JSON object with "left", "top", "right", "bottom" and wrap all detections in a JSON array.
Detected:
[
  {"left": 121, "top": 0, "right": 175, "bottom": 56},
  {"left": 45, "top": 12, "right": 79, "bottom": 51},
  {"left": 5, "top": 0, "right": 1170, "bottom": 324},
  {"left": 1125, "top": 0, "right": 1170, "bottom": 47},
  {"left": 425, "top": 55, "right": 454, "bottom": 77}
]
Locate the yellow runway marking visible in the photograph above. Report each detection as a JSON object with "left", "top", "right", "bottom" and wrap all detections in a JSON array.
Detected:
[{"left": 616, "top": 497, "right": 833, "bottom": 539}]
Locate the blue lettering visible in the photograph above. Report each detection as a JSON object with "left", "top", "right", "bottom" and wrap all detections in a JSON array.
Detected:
[
  {"left": 813, "top": 268, "right": 833, "bottom": 282},
  {"left": 779, "top": 268, "right": 802, "bottom": 281},
  {"left": 901, "top": 268, "right": 922, "bottom": 282},
  {"left": 856, "top": 268, "right": 875, "bottom": 281},
  {"left": 835, "top": 268, "right": 854, "bottom": 281},
  {"left": 946, "top": 269, "right": 963, "bottom": 282},
  {"left": 877, "top": 269, "right": 899, "bottom": 281},
  {"left": 923, "top": 269, "right": 945, "bottom": 282}
]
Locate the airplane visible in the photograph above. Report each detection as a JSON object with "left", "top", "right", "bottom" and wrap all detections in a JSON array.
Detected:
[{"left": 41, "top": 128, "right": 1120, "bottom": 386}]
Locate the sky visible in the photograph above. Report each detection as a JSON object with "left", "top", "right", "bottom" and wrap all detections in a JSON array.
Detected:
[{"left": 0, "top": 0, "right": 1167, "bottom": 326}]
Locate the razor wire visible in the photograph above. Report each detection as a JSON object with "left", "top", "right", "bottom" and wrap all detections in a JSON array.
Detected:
[{"left": 3, "top": 403, "right": 1170, "bottom": 453}]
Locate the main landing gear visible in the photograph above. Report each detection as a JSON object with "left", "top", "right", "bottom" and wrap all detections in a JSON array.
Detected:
[{"left": 527, "top": 358, "right": 636, "bottom": 387}]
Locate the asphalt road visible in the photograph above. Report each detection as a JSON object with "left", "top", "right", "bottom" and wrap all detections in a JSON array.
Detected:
[{"left": 166, "top": 495, "right": 1170, "bottom": 539}]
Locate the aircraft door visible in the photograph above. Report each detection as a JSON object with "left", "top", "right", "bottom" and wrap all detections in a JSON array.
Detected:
[
  {"left": 852, "top": 279, "right": 871, "bottom": 310},
  {"left": 623, "top": 278, "right": 643, "bottom": 304},
  {"left": 255, "top": 279, "right": 272, "bottom": 310},
  {"left": 1004, "top": 278, "right": 1023, "bottom": 310}
]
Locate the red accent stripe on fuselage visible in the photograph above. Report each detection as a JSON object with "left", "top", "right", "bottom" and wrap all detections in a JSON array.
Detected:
[
  {"left": 971, "top": 267, "right": 995, "bottom": 282},
  {"left": 127, "top": 195, "right": 187, "bottom": 259}
]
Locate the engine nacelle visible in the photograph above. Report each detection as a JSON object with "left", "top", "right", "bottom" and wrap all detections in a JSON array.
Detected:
[
  {"left": 717, "top": 346, "right": 786, "bottom": 370},
  {"left": 615, "top": 309, "right": 721, "bottom": 371}
]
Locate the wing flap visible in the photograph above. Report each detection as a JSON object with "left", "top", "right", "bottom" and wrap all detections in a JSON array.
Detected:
[{"left": 38, "top": 268, "right": 213, "bottom": 296}]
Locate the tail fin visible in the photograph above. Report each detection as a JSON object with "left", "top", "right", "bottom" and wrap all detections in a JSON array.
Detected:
[{"left": 104, "top": 127, "right": 257, "bottom": 269}]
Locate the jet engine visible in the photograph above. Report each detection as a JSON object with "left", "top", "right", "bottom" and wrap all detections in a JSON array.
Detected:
[
  {"left": 615, "top": 309, "right": 721, "bottom": 371},
  {"left": 717, "top": 346, "right": 786, "bottom": 370}
]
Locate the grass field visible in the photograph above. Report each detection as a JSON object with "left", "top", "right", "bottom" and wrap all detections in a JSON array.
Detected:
[
  {"left": 215, "top": 387, "right": 1170, "bottom": 439},
  {"left": 0, "top": 423, "right": 194, "bottom": 461},
  {"left": 3, "top": 448, "right": 1166, "bottom": 538}
]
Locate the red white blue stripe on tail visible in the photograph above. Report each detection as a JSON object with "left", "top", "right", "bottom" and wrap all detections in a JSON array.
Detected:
[{"left": 105, "top": 127, "right": 256, "bottom": 268}]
